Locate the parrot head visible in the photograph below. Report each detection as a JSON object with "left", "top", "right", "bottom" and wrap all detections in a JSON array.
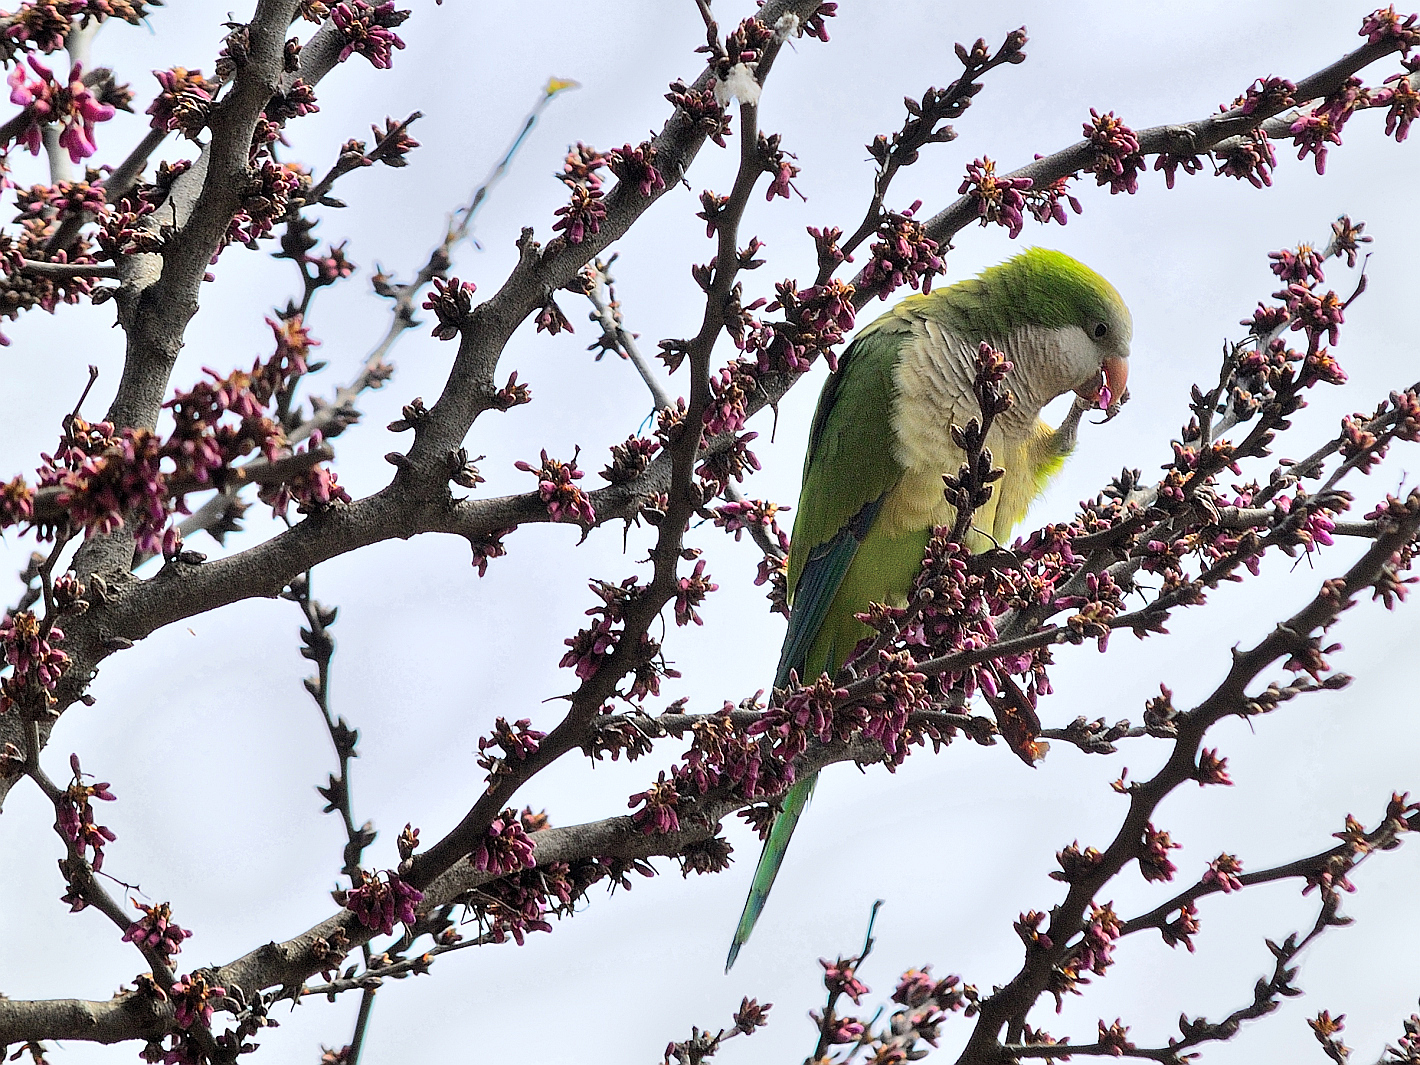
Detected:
[{"left": 975, "top": 247, "right": 1132, "bottom": 416}]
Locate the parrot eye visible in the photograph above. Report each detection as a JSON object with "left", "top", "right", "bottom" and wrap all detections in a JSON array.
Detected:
[{"left": 1093, "top": 322, "right": 1109, "bottom": 339}]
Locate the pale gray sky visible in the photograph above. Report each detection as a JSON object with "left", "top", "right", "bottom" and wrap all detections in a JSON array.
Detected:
[{"left": 2, "top": 3, "right": 1418, "bottom": 1063}]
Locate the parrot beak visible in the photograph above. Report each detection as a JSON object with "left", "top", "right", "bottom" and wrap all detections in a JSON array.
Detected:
[{"left": 1075, "top": 356, "right": 1129, "bottom": 413}]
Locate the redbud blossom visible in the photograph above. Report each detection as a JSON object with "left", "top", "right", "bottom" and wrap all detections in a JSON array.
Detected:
[
  {"left": 674, "top": 559, "right": 717, "bottom": 626},
  {"left": 959, "top": 156, "right": 1032, "bottom": 238},
  {"left": 330, "top": 1, "right": 408, "bottom": 68},
  {"left": 608, "top": 141, "right": 665, "bottom": 198},
  {"left": 1083, "top": 109, "right": 1143, "bottom": 195},
  {"left": 516, "top": 449, "right": 595, "bottom": 525},
  {"left": 860, "top": 201, "right": 943, "bottom": 298},
  {"left": 820, "top": 957, "right": 869, "bottom": 1004},
  {"left": 122, "top": 901, "right": 192, "bottom": 959},
  {"left": 170, "top": 972, "right": 225, "bottom": 1030},
  {"left": 629, "top": 772, "right": 681, "bottom": 834},
  {"left": 343, "top": 868, "right": 424, "bottom": 934},
  {"left": 470, "top": 810, "right": 538, "bottom": 875},
  {"left": 1138, "top": 823, "right": 1180, "bottom": 882},
  {"left": 1202, "top": 852, "right": 1244, "bottom": 892},
  {"left": 146, "top": 67, "right": 216, "bottom": 138}
]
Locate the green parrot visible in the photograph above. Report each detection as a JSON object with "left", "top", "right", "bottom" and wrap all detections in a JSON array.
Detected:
[{"left": 725, "top": 247, "right": 1132, "bottom": 971}]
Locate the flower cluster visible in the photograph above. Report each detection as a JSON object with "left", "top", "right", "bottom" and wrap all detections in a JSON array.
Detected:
[
  {"left": 629, "top": 771, "right": 681, "bottom": 834},
  {"left": 1138, "top": 822, "right": 1181, "bottom": 882},
  {"left": 705, "top": 360, "right": 755, "bottom": 436},
  {"left": 1202, "top": 852, "right": 1245, "bottom": 892},
  {"left": 469, "top": 808, "right": 538, "bottom": 875},
  {"left": 37, "top": 416, "right": 168, "bottom": 551},
  {"left": 560, "top": 578, "right": 677, "bottom": 700},
  {"left": 307, "top": 241, "right": 356, "bottom": 287},
  {"left": 1217, "top": 125, "right": 1277, "bottom": 187},
  {"left": 582, "top": 706, "right": 656, "bottom": 763},
  {"left": 15, "top": 177, "right": 106, "bottom": 221},
  {"left": 1050, "top": 841, "right": 1104, "bottom": 884},
  {"left": 165, "top": 318, "right": 312, "bottom": 481},
  {"left": 1083, "top": 109, "right": 1143, "bottom": 195},
  {"left": 145, "top": 67, "right": 216, "bottom": 138},
  {"left": 600, "top": 434, "right": 660, "bottom": 484},
  {"left": 1, "top": 475, "right": 33, "bottom": 526},
  {"left": 476, "top": 717, "right": 545, "bottom": 782},
  {"left": 342, "top": 868, "right": 423, "bottom": 935},
  {"left": 667, "top": 78, "right": 731, "bottom": 147},
  {"left": 2, "top": 1, "right": 79, "bottom": 57},
  {"left": 1379, "top": 71, "right": 1420, "bottom": 142},
  {"left": 959, "top": 156, "right": 1032, "bottom": 238},
  {"left": 854, "top": 531, "right": 1078, "bottom": 707},
  {"left": 266, "top": 77, "right": 319, "bottom": 124},
  {"left": 261, "top": 434, "right": 353, "bottom": 518},
  {"left": 1289, "top": 76, "right": 1374, "bottom": 174},
  {"left": 57, "top": 753, "right": 116, "bottom": 869},
  {"left": 339, "top": 115, "right": 421, "bottom": 172},
  {"left": 553, "top": 143, "right": 608, "bottom": 245},
  {"left": 674, "top": 558, "right": 717, "bottom": 626},
  {"left": 6, "top": 56, "right": 115, "bottom": 162},
  {"left": 1154, "top": 147, "right": 1205, "bottom": 190},
  {"left": 712, "top": 497, "right": 789, "bottom": 541},
  {"left": 707, "top": 13, "right": 774, "bottom": 81},
  {"left": 632, "top": 656, "right": 930, "bottom": 831},
  {"left": 1196, "top": 747, "right": 1233, "bottom": 785},
  {"left": 1024, "top": 170, "right": 1083, "bottom": 226},
  {"left": 226, "top": 160, "right": 304, "bottom": 247},
  {"left": 807, "top": 955, "right": 975, "bottom": 1064},
  {"left": 1068, "top": 901, "right": 1121, "bottom": 981},
  {"left": 760, "top": 276, "right": 856, "bottom": 373},
  {"left": 674, "top": 702, "right": 790, "bottom": 803},
  {"left": 516, "top": 448, "right": 595, "bottom": 525},
  {"left": 331, "top": 0, "right": 408, "bottom": 68},
  {"left": 17, "top": 317, "right": 346, "bottom": 549},
  {"left": 859, "top": 200, "right": 943, "bottom": 298},
  {"left": 801, "top": 1, "right": 838, "bottom": 41},
  {"left": 1361, "top": 5, "right": 1420, "bottom": 48},
  {"left": 607, "top": 140, "right": 665, "bottom": 199},
  {"left": 821, "top": 956, "right": 869, "bottom": 1004},
  {"left": 467, "top": 865, "right": 561, "bottom": 945},
  {"left": 170, "top": 971, "right": 225, "bottom": 1030},
  {"left": 695, "top": 430, "right": 760, "bottom": 490},
  {"left": 93, "top": 194, "right": 160, "bottom": 259},
  {"left": 122, "top": 900, "right": 192, "bottom": 959},
  {"left": 1160, "top": 902, "right": 1202, "bottom": 951},
  {"left": 759, "top": 132, "right": 801, "bottom": 201},
  {"left": 0, "top": 608, "right": 68, "bottom": 713},
  {"left": 422, "top": 275, "right": 476, "bottom": 340}
]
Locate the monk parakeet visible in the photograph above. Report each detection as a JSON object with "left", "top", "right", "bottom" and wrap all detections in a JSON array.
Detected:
[{"left": 725, "top": 247, "right": 1131, "bottom": 971}]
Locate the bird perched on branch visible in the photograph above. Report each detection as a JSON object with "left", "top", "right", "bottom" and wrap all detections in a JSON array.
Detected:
[{"left": 725, "top": 247, "right": 1132, "bottom": 971}]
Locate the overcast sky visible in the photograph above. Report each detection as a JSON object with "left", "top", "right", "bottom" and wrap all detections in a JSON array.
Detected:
[{"left": 2, "top": 2, "right": 1419, "bottom": 1063}]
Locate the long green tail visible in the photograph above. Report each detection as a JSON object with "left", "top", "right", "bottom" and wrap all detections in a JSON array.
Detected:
[{"left": 725, "top": 772, "right": 818, "bottom": 971}]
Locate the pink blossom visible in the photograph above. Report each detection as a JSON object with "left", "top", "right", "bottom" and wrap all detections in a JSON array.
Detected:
[
  {"left": 469, "top": 810, "right": 538, "bottom": 875},
  {"left": 7, "top": 58, "right": 115, "bottom": 163},
  {"left": 343, "top": 868, "right": 424, "bottom": 935},
  {"left": 1202, "top": 852, "right": 1245, "bottom": 892},
  {"left": 331, "top": 1, "right": 408, "bottom": 69},
  {"left": 959, "top": 156, "right": 1032, "bottom": 238},
  {"left": 820, "top": 957, "right": 869, "bottom": 1004},
  {"left": 170, "top": 972, "right": 225, "bottom": 1030}
]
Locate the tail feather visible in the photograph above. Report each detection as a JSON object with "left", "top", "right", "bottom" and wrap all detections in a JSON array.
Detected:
[{"left": 725, "top": 772, "right": 818, "bottom": 972}]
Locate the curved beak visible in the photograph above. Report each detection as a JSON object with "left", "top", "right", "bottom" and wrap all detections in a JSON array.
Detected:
[{"left": 1075, "top": 355, "right": 1130, "bottom": 411}]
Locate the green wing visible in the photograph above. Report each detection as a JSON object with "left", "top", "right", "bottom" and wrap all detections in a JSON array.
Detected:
[{"left": 779, "top": 315, "right": 910, "bottom": 682}]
